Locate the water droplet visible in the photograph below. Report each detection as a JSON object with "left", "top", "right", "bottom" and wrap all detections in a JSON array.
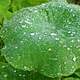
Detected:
[
  {"left": 2, "top": 65, "right": 6, "bottom": 68},
  {"left": 73, "top": 56, "right": 76, "bottom": 62},
  {"left": 48, "top": 48, "right": 52, "bottom": 51},
  {"left": 72, "top": 66, "right": 75, "bottom": 69},
  {"left": 39, "top": 37, "right": 41, "bottom": 40},
  {"left": 22, "top": 25, "right": 26, "bottom": 28},
  {"left": 23, "top": 32, "right": 26, "bottom": 35},
  {"left": 3, "top": 46, "right": 7, "bottom": 49},
  {"left": 50, "top": 33, "right": 57, "bottom": 36},
  {"left": 70, "top": 45, "right": 73, "bottom": 47},
  {"left": 67, "top": 47, "right": 70, "bottom": 50},
  {"left": 11, "top": 57, "right": 14, "bottom": 59},
  {"left": 71, "top": 33, "right": 74, "bottom": 36},
  {"left": 59, "top": 40, "right": 63, "bottom": 44},
  {"left": 77, "top": 39, "right": 80, "bottom": 42},
  {"left": 30, "top": 33, "right": 35, "bottom": 36},
  {"left": 40, "top": 69, "right": 44, "bottom": 72},
  {"left": 3, "top": 74, "right": 8, "bottom": 78},
  {"left": 19, "top": 74, "right": 22, "bottom": 76},
  {"left": 14, "top": 70, "right": 17, "bottom": 73},
  {"left": 24, "top": 66, "right": 27, "bottom": 70},
  {"left": 25, "top": 20, "right": 32, "bottom": 25},
  {"left": 15, "top": 46, "right": 18, "bottom": 49},
  {"left": 71, "top": 40, "right": 74, "bottom": 43},
  {"left": 70, "top": 9, "right": 73, "bottom": 12},
  {"left": 23, "top": 74, "right": 26, "bottom": 77},
  {"left": 63, "top": 45, "right": 67, "bottom": 48},
  {"left": 55, "top": 37, "right": 59, "bottom": 41},
  {"left": 20, "top": 40, "right": 24, "bottom": 43},
  {"left": 42, "top": 3, "right": 46, "bottom": 7},
  {"left": 64, "top": 62, "right": 67, "bottom": 64},
  {"left": 34, "top": 10, "right": 38, "bottom": 13},
  {"left": 68, "top": 31, "right": 71, "bottom": 34},
  {"left": 72, "top": 14, "right": 75, "bottom": 17}
]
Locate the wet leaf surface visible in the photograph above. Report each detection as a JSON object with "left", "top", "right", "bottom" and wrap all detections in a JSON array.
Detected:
[
  {"left": 1, "top": 1, "right": 80, "bottom": 78},
  {"left": 0, "top": 62, "right": 58, "bottom": 80}
]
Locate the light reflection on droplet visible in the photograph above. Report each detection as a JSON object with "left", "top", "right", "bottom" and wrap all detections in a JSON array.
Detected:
[
  {"left": 48, "top": 48, "right": 52, "bottom": 51},
  {"left": 14, "top": 70, "right": 17, "bottom": 73},
  {"left": 22, "top": 25, "right": 26, "bottom": 28},
  {"left": 55, "top": 37, "right": 59, "bottom": 41},
  {"left": 30, "top": 33, "right": 35, "bottom": 36},
  {"left": 3, "top": 74, "right": 8, "bottom": 78},
  {"left": 15, "top": 46, "right": 18, "bottom": 49},
  {"left": 67, "top": 47, "right": 70, "bottom": 50},
  {"left": 2, "top": 65, "right": 6, "bottom": 68},
  {"left": 73, "top": 56, "right": 76, "bottom": 62},
  {"left": 50, "top": 33, "right": 57, "bottom": 36}
]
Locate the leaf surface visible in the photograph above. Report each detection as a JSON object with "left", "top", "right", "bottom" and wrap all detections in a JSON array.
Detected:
[
  {"left": 63, "top": 77, "right": 80, "bottom": 80},
  {"left": 0, "top": 62, "right": 57, "bottom": 80},
  {"left": 1, "top": 1, "right": 80, "bottom": 78}
]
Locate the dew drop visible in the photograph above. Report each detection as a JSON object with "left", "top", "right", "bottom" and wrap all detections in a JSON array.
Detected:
[
  {"left": 67, "top": 47, "right": 70, "bottom": 50},
  {"left": 40, "top": 69, "right": 44, "bottom": 72},
  {"left": 19, "top": 74, "right": 22, "bottom": 76},
  {"left": 77, "top": 39, "right": 80, "bottom": 42},
  {"left": 71, "top": 33, "right": 74, "bottom": 36},
  {"left": 72, "top": 66, "right": 75, "bottom": 69},
  {"left": 30, "top": 33, "right": 35, "bottom": 36},
  {"left": 64, "top": 62, "right": 67, "bottom": 64},
  {"left": 15, "top": 46, "right": 18, "bottom": 49},
  {"left": 24, "top": 66, "right": 27, "bottom": 70},
  {"left": 3, "top": 74, "right": 8, "bottom": 78},
  {"left": 71, "top": 40, "right": 74, "bottom": 43},
  {"left": 2, "top": 65, "right": 6, "bottom": 68},
  {"left": 11, "top": 57, "right": 14, "bottom": 59},
  {"left": 23, "top": 74, "right": 26, "bottom": 77},
  {"left": 39, "top": 37, "right": 41, "bottom": 40},
  {"left": 73, "top": 56, "right": 76, "bottom": 62},
  {"left": 23, "top": 32, "right": 26, "bottom": 35},
  {"left": 68, "top": 31, "right": 71, "bottom": 34},
  {"left": 63, "top": 45, "right": 67, "bottom": 48},
  {"left": 22, "top": 25, "right": 26, "bottom": 28},
  {"left": 55, "top": 37, "right": 59, "bottom": 41},
  {"left": 13, "top": 70, "right": 17, "bottom": 73},
  {"left": 50, "top": 33, "right": 57, "bottom": 36},
  {"left": 48, "top": 48, "right": 52, "bottom": 51},
  {"left": 20, "top": 40, "right": 24, "bottom": 43},
  {"left": 76, "top": 45, "right": 80, "bottom": 48},
  {"left": 34, "top": 10, "right": 38, "bottom": 13},
  {"left": 25, "top": 20, "right": 32, "bottom": 25}
]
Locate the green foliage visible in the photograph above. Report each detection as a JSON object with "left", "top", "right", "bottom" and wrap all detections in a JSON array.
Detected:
[
  {"left": 1, "top": 1, "right": 80, "bottom": 79},
  {"left": 0, "top": 0, "right": 12, "bottom": 19},
  {"left": 10, "top": 0, "right": 49, "bottom": 12},
  {"left": 0, "top": 62, "right": 58, "bottom": 80},
  {"left": 63, "top": 77, "right": 80, "bottom": 80},
  {"left": 75, "top": 69, "right": 80, "bottom": 78},
  {"left": 9, "top": 0, "right": 67, "bottom": 12},
  {"left": 1, "top": 0, "right": 80, "bottom": 80}
]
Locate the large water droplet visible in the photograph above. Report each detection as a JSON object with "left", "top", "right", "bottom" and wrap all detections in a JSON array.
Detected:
[{"left": 73, "top": 56, "right": 76, "bottom": 62}]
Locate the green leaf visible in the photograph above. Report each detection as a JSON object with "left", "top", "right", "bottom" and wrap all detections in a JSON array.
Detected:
[
  {"left": 0, "top": 62, "right": 58, "bottom": 80},
  {"left": 75, "top": 69, "right": 80, "bottom": 77},
  {"left": 0, "top": 55, "right": 6, "bottom": 63},
  {"left": 0, "top": 0, "right": 12, "bottom": 18},
  {"left": 0, "top": 37, "right": 4, "bottom": 49},
  {"left": 10, "top": 0, "right": 67, "bottom": 12},
  {"left": 0, "top": 62, "right": 27, "bottom": 80},
  {"left": 1, "top": 1, "right": 80, "bottom": 78},
  {"left": 63, "top": 77, "right": 80, "bottom": 80},
  {"left": 10, "top": 0, "right": 49, "bottom": 12}
]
